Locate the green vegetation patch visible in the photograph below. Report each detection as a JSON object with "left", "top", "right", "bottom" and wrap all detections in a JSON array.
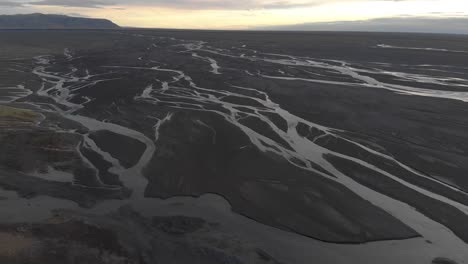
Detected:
[{"left": 0, "top": 105, "right": 40, "bottom": 122}]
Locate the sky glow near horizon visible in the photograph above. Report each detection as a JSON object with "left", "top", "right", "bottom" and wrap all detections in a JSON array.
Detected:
[{"left": 0, "top": 0, "right": 467, "bottom": 29}]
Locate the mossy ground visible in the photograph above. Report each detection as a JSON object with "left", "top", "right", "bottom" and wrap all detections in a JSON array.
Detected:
[{"left": 0, "top": 105, "right": 39, "bottom": 123}]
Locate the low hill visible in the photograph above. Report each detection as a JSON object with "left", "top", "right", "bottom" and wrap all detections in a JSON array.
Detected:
[
  {"left": 256, "top": 17, "right": 468, "bottom": 35},
  {"left": 0, "top": 13, "right": 119, "bottom": 29}
]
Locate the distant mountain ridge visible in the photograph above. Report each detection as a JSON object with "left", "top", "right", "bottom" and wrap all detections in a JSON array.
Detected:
[
  {"left": 0, "top": 13, "right": 119, "bottom": 29},
  {"left": 256, "top": 17, "right": 468, "bottom": 35}
]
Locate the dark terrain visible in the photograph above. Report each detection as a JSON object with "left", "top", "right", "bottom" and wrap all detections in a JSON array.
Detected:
[{"left": 1, "top": 29, "right": 468, "bottom": 264}]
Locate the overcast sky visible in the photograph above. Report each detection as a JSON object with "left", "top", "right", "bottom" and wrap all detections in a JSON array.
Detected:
[{"left": 0, "top": 0, "right": 467, "bottom": 30}]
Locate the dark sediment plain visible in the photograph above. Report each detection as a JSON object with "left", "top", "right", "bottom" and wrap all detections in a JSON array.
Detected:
[{"left": 1, "top": 30, "right": 468, "bottom": 264}]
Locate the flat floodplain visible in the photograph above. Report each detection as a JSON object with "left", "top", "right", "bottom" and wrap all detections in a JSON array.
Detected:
[{"left": 1, "top": 30, "right": 468, "bottom": 264}]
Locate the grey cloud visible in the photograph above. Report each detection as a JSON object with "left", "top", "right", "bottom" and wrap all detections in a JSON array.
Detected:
[
  {"left": 0, "top": 0, "right": 440, "bottom": 10},
  {"left": 0, "top": 0, "right": 25, "bottom": 6},
  {"left": 29, "top": 0, "right": 113, "bottom": 8},
  {"left": 261, "top": 1, "right": 321, "bottom": 9},
  {"left": 27, "top": 0, "right": 310, "bottom": 9},
  {"left": 19, "top": 0, "right": 395, "bottom": 10}
]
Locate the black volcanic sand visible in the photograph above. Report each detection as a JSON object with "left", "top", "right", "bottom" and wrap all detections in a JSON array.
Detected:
[
  {"left": 144, "top": 111, "right": 418, "bottom": 242},
  {"left": 0, "top": 206, "right": 276, "bottom": 264},
  {"left": 1, "top": 29, "right": 468, "bottom": 262},
  {"left": 89, "top": 131, "right": 146, "bottom": 168}
]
